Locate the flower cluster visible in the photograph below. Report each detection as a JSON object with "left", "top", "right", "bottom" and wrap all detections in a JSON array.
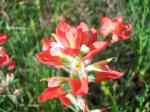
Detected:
[
  {"left": 36, "top": 17, "right": 132, "bottom": 111},
  {"left": 0, "top": 33, "right": 16, "bottom": 96},
  {"left": 0, "top": 33, "right": 16, "bottom": 70}
]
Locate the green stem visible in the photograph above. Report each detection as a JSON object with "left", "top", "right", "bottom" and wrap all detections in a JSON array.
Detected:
[
  {"left": 109, "top": 94, "right": 119, "bottom": 112},
  {"left": 66, "top": 94, "right": 90, "bottom": 112},
  {"left": 66, "top": 94, "right": 82, "bottom": 112}
]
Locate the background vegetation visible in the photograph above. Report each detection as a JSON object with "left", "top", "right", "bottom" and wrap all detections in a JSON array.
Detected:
[{"left": 0, "top": 0, "right": 150, "bottom": 112}]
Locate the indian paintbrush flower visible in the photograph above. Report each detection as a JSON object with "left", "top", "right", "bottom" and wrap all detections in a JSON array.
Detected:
[
  {"left": 98, "top": 16, "right": 132, "bottom": 43},
  {"left": 36, "top": 17, "right": 132, "bottom": 112}
]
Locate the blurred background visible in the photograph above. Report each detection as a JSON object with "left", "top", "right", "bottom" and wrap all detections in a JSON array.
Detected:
[{"left": 0, "top": 0, "right": 150, "bottom": 112}]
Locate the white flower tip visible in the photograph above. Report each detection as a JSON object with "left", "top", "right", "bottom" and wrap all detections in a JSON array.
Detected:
[{"left": 80, "top": 44, "right": 90, "bottom": 53}]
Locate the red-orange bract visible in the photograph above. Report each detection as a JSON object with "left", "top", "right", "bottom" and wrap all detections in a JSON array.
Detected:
[
  {"left": 93, "top": 63, "right": 124, "bottom": 82},
  {"left": 0, "top": 47, "right": 9, "bottom": 66},
  {"left": 68, "top": 76, "right": 88, "bottom": 96},
  {"left": 0, "top": 33, "right": 10, "bottom": 45},
  {"left": 38, "top": 76, "right": 72, "bottom": 106}
]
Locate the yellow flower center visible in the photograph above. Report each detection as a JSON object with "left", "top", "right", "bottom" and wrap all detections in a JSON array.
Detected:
[{"left": 71, "top": 58, "right": 85, "bottom": 73}]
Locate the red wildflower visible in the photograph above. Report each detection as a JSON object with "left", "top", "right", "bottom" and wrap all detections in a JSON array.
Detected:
[
  {"left": 98, "top": 16, "right": 132, "bottom": 42},
  {"left": 37, "top": 19, "right": 130, "bottom": 110},
  {"left": 0, "top": 33, "right": 10, "bottom": 45}
]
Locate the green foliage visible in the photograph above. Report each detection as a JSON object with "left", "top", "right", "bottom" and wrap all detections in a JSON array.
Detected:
[{"left": 0, "top": 0, "right": 150, "bottom": 111}]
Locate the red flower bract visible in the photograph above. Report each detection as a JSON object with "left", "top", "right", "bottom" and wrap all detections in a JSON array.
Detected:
[
  {"left": 69, "top": 76, "right": 88, "bottom": 96},
  {"left": 41, "top": 38, "right": 51, "bottom": 51},
  {"left": 95, "top": 65, "right": 124, "bottom": 82},
  {"left": 7, "top": 60, "right": 16, "bottom": 70},
  {"left": 59, "top": 96, "right": 71, "bottom": 107},
  {"left": 36, "top": 50, "right": 63, "bottom": 66},
  {"left": 83, "top": 41, "right": 109, "bottom": 61},
  {"left": 0, "top": 47, "right": 9, "bottom": 66},
  {"left": 38, "top": 76, "right": 68, "bottom": 102},
  {"left": 38, "top": 86, "right": 67, "bottom": 102},
  {"left": 0, "top": 33, "right": 10, "bottom": 45},
  {"left": 87, "top": 59, "right": 124, "bottom": 82}
]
